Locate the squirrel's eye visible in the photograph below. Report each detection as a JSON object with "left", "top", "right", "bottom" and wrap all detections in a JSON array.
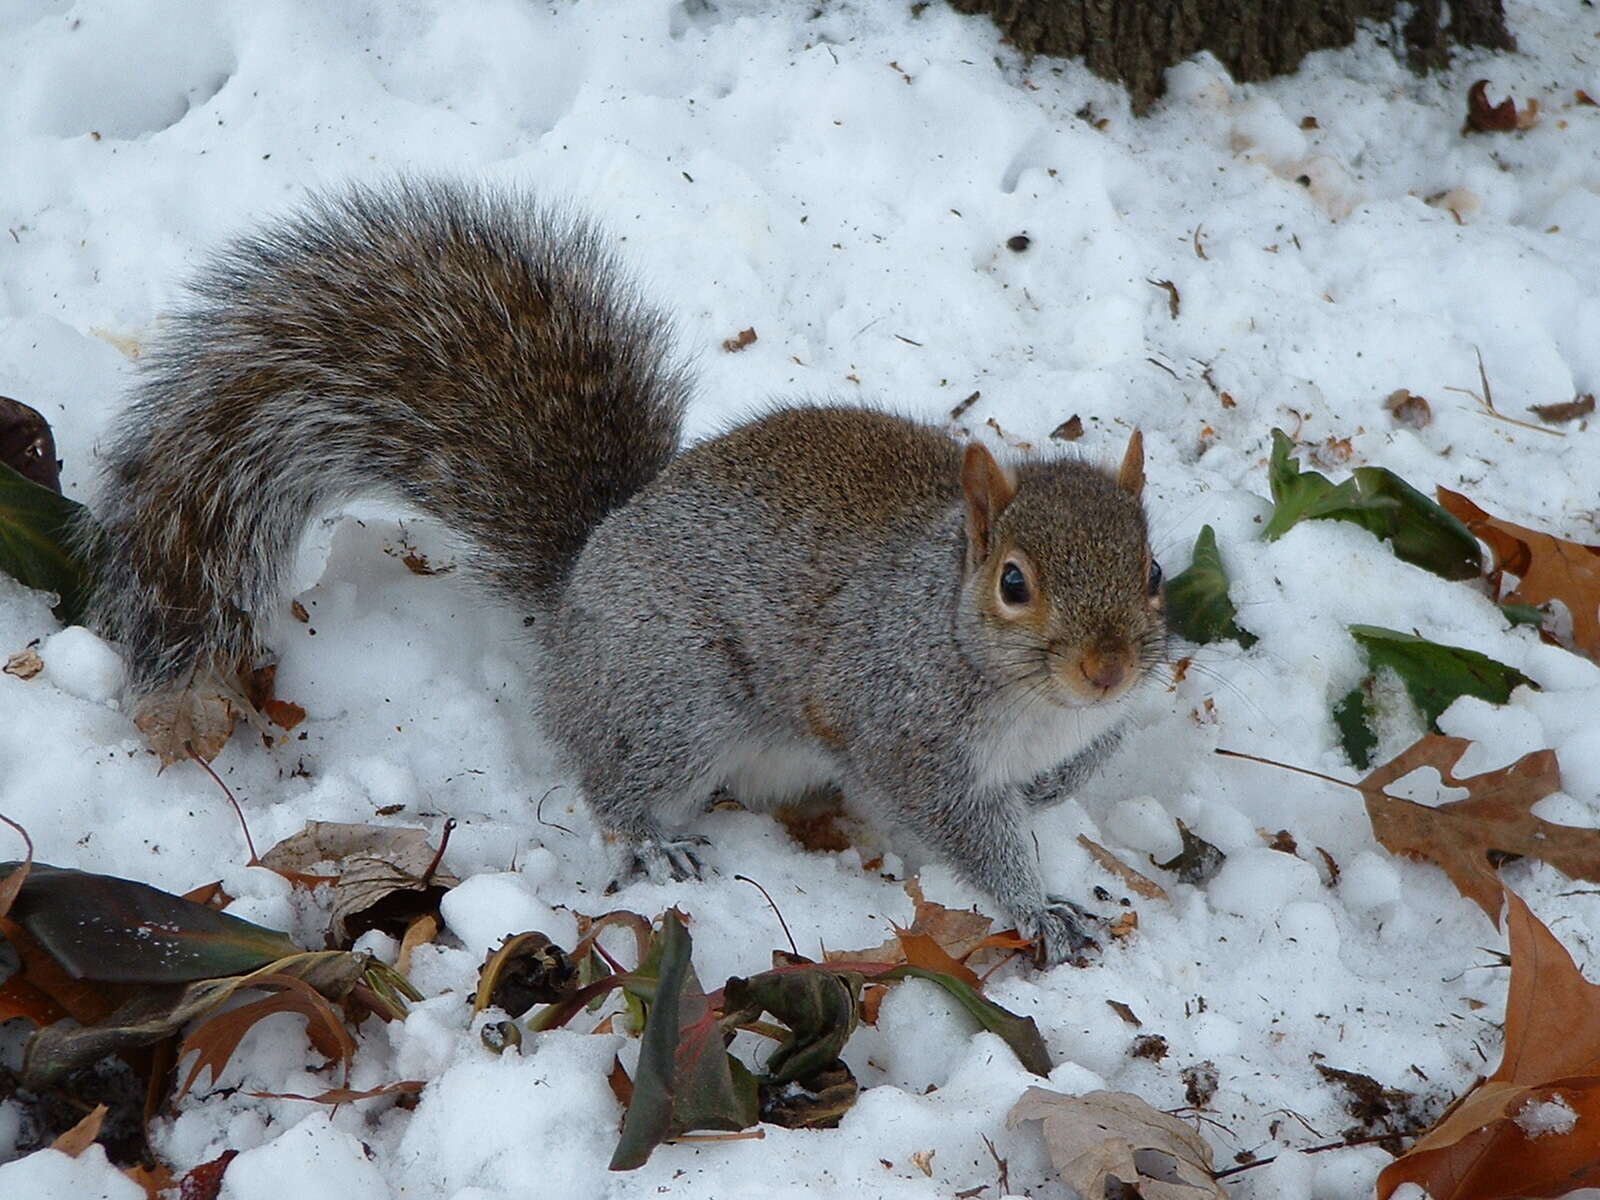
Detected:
[
  {"left": 999, "top": 562, "right": 1030, "bottom": 606},
  {"left": 1147, "top": 561, "right": 1163, "bottom": 595}
]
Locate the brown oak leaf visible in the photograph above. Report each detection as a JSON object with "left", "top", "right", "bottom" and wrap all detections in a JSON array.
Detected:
[
  {"left": 1377, "top": 889, "right": 1600, "bottom": 1199},
  {"left": 1359, "top": 735, "right": 1599, "bottom": 926},
  {"left": 1437, "top": 487, "right": 1600, "bottom": 661}
]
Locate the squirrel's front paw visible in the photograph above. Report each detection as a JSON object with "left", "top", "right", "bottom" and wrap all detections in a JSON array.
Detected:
[
  {"left": 1017, "top": 899, "right": 1101, "bottom": 967},
  {"left": 606, "top": 834, "right": 711, "bottom": 892}
]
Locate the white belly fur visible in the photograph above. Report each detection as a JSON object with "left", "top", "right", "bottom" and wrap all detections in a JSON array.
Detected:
[
  {"left": 713, "top": 737, "right": 841, "bottom": 809},
  {"left": 969, "top": 692, "right": 1130, "bottom": 792}
]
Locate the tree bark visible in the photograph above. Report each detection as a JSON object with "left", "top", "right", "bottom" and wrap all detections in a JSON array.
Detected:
[{"left": 944, "top": 0, "right": 1514, "bottom": 111}]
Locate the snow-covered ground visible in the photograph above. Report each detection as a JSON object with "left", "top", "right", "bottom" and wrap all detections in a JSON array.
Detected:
[{"left": 3, "top": 1, "right": 1600, "bottom": 1197}]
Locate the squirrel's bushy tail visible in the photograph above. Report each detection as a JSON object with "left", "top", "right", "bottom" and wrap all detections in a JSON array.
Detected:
[{"left": 82, "top": 180, "right": 689, "bottom": 701}]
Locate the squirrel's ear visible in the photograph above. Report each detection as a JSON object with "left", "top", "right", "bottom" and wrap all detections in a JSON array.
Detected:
[
  {"left": 961, "top": 442, "right": 1017, "bottom": 562},
  {"left": 1117, "top": 429, "right": 1145, "bottom": 498}
]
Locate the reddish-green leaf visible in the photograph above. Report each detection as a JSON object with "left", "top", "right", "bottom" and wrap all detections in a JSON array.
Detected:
[{"left": 2, "top": 863, "right": 300, "bottom": 982}]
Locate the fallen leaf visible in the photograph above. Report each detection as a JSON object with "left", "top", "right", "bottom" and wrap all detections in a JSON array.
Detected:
[
  {"left": 396, "top": 911, "right": 437, "bottom": 978},
  {"left": 1163, "top": 525, "right": 1256, "bottom": 648},
  {"left": 1147, "top": 278, "right": 1180, "bottom": 319},
  {"left": 1007, "top": 1087, "right": 1224, "bottom": 1199},
  {"left": 1105, "top": 1000, "right": 1141, "bottom": 1026},
  {"left": 0, "top": 460, "right": 95, "bottom": 625},
  {"left": 825, "top": 880, "right": 1015, "bottom": 974},
  {"left": 259, "top": 820, "right": 459, "bottom": 945},
  {"left": 1386, "top": 388, "right": 1433, "bottom": 429},
  {"left": 1077, "top": 836, "right": 1169, "bottom": 901},
  {"left": 3, "top": 862, "right": 299, "bottom": 983},
  {"left": 0, "top": 815, "right": 34, "bottom": 919},
  {"left": 246, "top": 1079, "right": 426, "bottom": 1104},
  {"left": 1527, "top": 393, "right": 1594, "bottom": 424},
  {"left": 1359, "top": 735, "right": 1599, "bottom": 925},
  {"left": 758, "top": 1060, "right": 858, "bottom": 1129},
  {"left": 1265, "top": 430, "right": 1482, "bottom": 581},
  {"left": 1334, "top": 678, "right": 1379, "bottom": 769},
  {"left": 1438, "top": 487, "right": 1600, "bottom": 660},
  {"left": 175, "top": 1150, "right": 237, "bottom": 1200},
  {"left": 49, "top": 1103, "right": 107, "bottom": 1156},
  {"left": 178, "top": 972, "right": 357, "bottom": 1098},
  {"left": 910, "top": 1148, "right": 936, "bottom": 1177},
  {"left": 1465, "top": 80, "right": 1520, "bottom": 133},
  {"left": 261, "top": 698, "right": 306, "bottom": 731},
  {"left": 1051, "top": 415, "right": 1084, "bottom": 441},
  {"left": 122, "top": 1162, "right": 177, "bottom": 1200},
  {"left": 4, "top": 648, "right": 43, "bottom": 679},
  {"left": 473, "top": 930, "right": 577, "bottom": 1017},
  {"left": 722, "top": 327, "right": 758, "bottom": 353},
  {"left": 132, "top": 681, "right": 238, "bottom": 765},
  {"left": 1151, "top": 820, "right": 1225, "bottom": 886},
  {"left": 1348, "top": 624, "right": 1533, "bottom": 730},
  {"left": 0, "top": 395, "right": 61, "bottom": 492},
  {"left": 1377, "top": 889, "right": 1600, "bottom": 1198}
]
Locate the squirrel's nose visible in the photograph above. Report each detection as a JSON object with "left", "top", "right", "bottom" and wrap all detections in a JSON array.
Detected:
[{"left": 1078, "top": 643, "right": 1131, "bottom": 693}]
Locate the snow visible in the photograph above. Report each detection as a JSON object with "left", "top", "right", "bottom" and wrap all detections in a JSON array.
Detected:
[{"left": 2, "top": 0, "right": 1600, "bottom": 1197}]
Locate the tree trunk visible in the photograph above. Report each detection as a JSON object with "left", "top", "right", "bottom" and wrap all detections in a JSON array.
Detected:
[{"left": 944, "top": 0, "right": 1514, "bottom": 111}]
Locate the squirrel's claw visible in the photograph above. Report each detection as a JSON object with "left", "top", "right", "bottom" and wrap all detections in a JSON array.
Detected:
[
  {"left": 1021, "top": 898, "right": 1103, "bottom": 967},
  {"left": 605, "top": 834, "right": 711, "bottom": 892}
]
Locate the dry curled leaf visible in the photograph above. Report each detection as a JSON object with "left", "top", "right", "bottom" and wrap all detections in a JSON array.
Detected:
[
  {"left": 132, "top": 683, "right": 237, "bottom": 765},
  {"left": 824, "top": 879, "right": 1023, "bottom": 979},
  {"left": 1437, "top": 487, "right": 1600, "bottom": 661},
  {"left": 1385, "top": 388, "right": 1433, "bottom": 429},
  {"left": 1359, "top": 735, "right": 1599, "bottom": 926},
  {"left": 1377, "top": 889, "right": 1600, "bottom": 1199},
  {"left": 1527, "top": 393, "right": 1594, "bottom": 425},
  {"left": 1465, "top": 80, "right": 1525, "bottom": 133},
  {"left": 0, "top": 395, "right": 61, "bottom": 493},
  {"left": 1077, "top": 835, "right": 1169, "bottom": 902},
  {"left": 178, "top": 972, "right": 357, "bottom": 1098},
  {"left": 49, "top": 1102, "right": 107, "bottom": 1156},
  {"left": 174, "top": 1149, "right": 237, "bottom": 1200},
  {"left": 259, "top": 821, "right": 459, "bottom": 946},
  {"left": 1007, "top": 1087, "right": 1223, "bottom": 1199},
  {"left": 1051, "top": 414, "right": 1085, "bottom": 441},
  {"left": 3, "top": 648, "right": 42, "bottom": 680},
  {"left": 721, "top": 327, "right": 758, "bottom": 353}
]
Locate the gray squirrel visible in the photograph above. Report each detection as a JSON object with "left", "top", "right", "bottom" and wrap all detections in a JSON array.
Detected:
[{"left": 82, "top": 181, "right": 1168, "bottom": 965}]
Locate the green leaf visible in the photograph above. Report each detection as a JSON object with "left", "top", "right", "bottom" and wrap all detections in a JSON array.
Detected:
[
  {"left": 723, "top": 968, "right": 861, "bottom": 1085},
  {"left": 883, "top": 965, "right": 1051, "bottom": 1077},
  {"left": 609, "top": 911, "right": 757, "bottom": 1172},
  {"left": 1263, "top": 430, "right": 1373, "bottom": 540},
  {"left": 1163, "top": 525, "right": 1257, "bottom": 647},
  {"left": 609, "top": 912, "right": 688, "bottom": 1171},
  {"left": 1333, "top": 682, "right": 1378, "bottom": 770},
  {"left": 1, "top": 863, "right": 301, "bottom": 983},
  {"left": 1348, "top": 626, "right": 1535, "bottom": 730},
  {"left": 1262, "top": 431, "right": 1482, "bottom": 581},
  {"left": 0, "top": 461, "right": 95, "bottom": 623},
  {"left": 1499, "top": 602, "right": 1544, "bottom": 629}
]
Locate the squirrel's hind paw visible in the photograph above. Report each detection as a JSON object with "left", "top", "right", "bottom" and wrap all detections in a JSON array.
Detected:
[
  {"left": 605, "top": 834, "right": 712, "bottom": 892},
  {"left": 1020, "top": 898, "right": 1103, "bottom": 967}
]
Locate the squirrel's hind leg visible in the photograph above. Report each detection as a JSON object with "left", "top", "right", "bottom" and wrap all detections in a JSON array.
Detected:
[{"left": 570, "top": 736, "right": 726, "bottom": 890}]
